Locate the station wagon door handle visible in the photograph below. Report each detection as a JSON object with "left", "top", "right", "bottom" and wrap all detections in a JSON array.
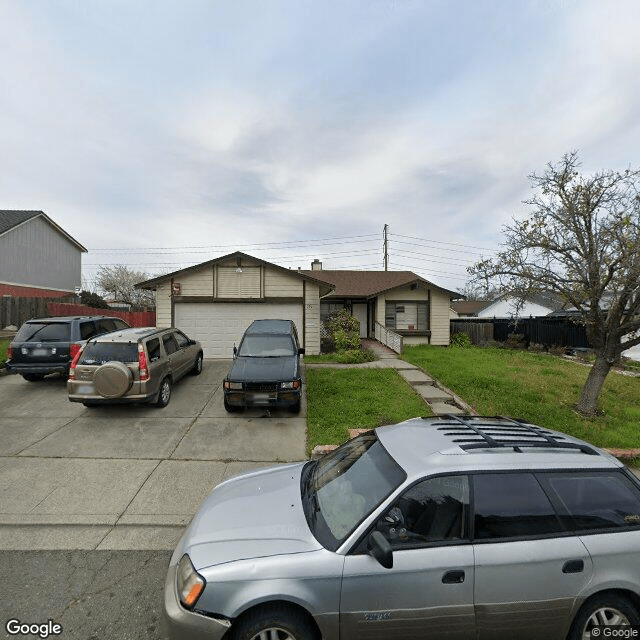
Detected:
[
  {"left": 442, "top": 570, "right": 465, "bottom": 584},
  {"left": 562, "top": 560, "right": 584, "bottom": 574}
]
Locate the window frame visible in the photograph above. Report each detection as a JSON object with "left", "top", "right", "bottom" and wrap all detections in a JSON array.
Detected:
[{"left": 384, "top": 300, "right": 430, "bottom": 333}]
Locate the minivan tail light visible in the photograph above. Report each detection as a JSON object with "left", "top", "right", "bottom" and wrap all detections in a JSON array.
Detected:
[
  {"left": 138, "top": 344, "right": 149, "bottom": 381},
  {"left": 68, "top": 344, "right": 84, "bottom": 380}
]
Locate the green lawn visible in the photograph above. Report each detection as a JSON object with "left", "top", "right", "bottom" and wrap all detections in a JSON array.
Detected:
[
  {"left": 305, "top": 367, "right": 431, "bottom": 453},
  {"left": 402, "top": 345, "right": 640, "bottom": 450},
  {"left": 0, "top": 338, "right": 9, "bottom": 366}
]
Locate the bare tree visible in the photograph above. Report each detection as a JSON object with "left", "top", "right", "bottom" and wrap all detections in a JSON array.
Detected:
[
  {"left": 469, "top": 152, "right": 640, "bottom": 416},
  {"left": 96, "top": 265, "right": 156, "bottom": 309}
]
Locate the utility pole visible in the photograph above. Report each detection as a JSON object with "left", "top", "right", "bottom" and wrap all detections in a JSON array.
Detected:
[{"left": 383, "top": 224, "right": 389, "bottom": 271}]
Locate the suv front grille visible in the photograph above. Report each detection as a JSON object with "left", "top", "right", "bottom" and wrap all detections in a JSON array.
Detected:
[{"left": 245, "top": 382, "right": 279, "bottom": 392}]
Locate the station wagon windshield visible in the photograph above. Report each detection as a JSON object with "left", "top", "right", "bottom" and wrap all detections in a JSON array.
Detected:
[
  {"left": 238, "top": 335, "right": 296, "bottom": 357},
  {"left": 302, "top": 433, "right": 406, "bottom": 551}
]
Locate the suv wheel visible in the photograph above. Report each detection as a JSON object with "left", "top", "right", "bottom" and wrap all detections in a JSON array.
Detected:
[
  {"left": 156, "top": 377, "right": 172, "bottom": 408},
  {"left": 569, "top": 593, "right": 640, "bottom": 640},
  {"left": 22, "top": 374, "right": 45, "bottom": 382}
]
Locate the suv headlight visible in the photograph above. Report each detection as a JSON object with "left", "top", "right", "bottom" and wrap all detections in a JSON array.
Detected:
[
  {"left": 281, "top": 380, "right": 301, "bottom": 390},
  {"left": 176, "top": 554, "right": 205, "bottom": 609},
  {"left": 224, "top": 381, "right": 243, "bottom": 390}
]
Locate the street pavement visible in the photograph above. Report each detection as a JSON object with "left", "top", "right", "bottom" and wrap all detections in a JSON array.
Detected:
[{"left": 0, "top": 360, "right": 307, "bottom": 551}]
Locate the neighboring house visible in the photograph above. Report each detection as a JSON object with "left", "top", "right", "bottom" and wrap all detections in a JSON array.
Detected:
[
  {"left": 137, "top": 252, "right": 334, "bottom": 358},
  {"left": 0, "top": 210, "right": 87, "bottom": 298},
  {"left": 451, "top": 300, "right": 493, "bottom": 318},
  {"left": 453, "top": 294, "right": 562, "bottom": 319},
  {"left": 300, "top": 260, "right": 460, "bottom": 347}
]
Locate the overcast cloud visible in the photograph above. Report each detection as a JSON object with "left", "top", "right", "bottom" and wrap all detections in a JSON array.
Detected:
[{"left": 2, "top": 0, "right": 640, "bottom": 292}]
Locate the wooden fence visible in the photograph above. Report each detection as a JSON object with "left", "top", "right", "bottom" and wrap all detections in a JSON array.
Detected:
[
  {"left": 1, "top": 296, "right": 155, "bottom": 329},
  {"left": 451, "top": 317, "right": 590, "bottom": 349}
]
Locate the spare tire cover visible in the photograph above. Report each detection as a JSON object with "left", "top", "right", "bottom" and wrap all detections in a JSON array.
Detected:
[{"left": 94, "top": 361, "right": 134, "bottom": 398}]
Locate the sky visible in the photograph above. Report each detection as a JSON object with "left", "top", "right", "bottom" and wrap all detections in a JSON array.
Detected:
[{"left": 2, "top": 0, "right": 640, "bottom": 294}]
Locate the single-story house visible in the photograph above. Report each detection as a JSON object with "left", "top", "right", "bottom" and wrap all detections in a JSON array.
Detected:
[
  {"left": 138, "top": 252, "right": 461, "bottom": 357},
  {"left": 0, "top": 210, "right": 87, "bottom": 297},
  {"left": 137, "top": 252, "right": 333, "bottom": 358},
  {"left": 300, "top": 260, "right": 460, "bottom": 347}
]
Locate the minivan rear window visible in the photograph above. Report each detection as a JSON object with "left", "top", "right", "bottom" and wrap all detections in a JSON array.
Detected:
[
  {"left": 15, "top": 322, "right": 70, "bottom": 342},
  {"left": 79, "top": 342, "right": 138, "bottom": 365}
]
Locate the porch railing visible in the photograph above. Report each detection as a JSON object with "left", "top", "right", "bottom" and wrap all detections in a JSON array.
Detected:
[{"left": 374, "top": 322, "right": 403, "bottom": 354}]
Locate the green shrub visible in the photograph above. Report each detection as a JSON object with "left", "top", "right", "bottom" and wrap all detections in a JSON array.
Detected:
[
  {"left": 325, "top": 309, "right": 361, "bottom": 352},
  {"left": 450, "top": 332, "right": 472, "bottom": 348}
]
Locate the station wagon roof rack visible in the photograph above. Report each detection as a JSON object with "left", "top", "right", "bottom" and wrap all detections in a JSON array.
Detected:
[{"left": 431, "top": 414, "right": 600, "bottom": 455}]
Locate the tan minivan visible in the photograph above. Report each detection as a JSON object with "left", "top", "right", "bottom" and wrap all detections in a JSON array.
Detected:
[{"left": 67, "top": 327, "right": 203, "bottom": 408}]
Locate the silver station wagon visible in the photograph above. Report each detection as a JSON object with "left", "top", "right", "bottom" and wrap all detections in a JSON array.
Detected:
[{"left": 164, "top": 415, "right": 640, "bottom": 640}]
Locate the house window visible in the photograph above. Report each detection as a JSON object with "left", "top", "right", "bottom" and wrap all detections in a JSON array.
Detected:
[
  {"left": 320, "top": 302, "right": 348, "bottom": 322},
  {"left": 385, "top": 302, "right": 429, "bottom": 332}
]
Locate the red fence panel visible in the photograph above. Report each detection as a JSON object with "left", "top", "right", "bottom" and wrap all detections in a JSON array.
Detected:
[{"left": 46, "top": 302, "right": 156, "bottom": 328}]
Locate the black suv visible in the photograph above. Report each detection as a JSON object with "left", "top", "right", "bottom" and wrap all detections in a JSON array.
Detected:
[
  {"left": 6, "top": 316, "right": 131, "bottom": 381},
  {"left": 223, "top": 319, "right": 305, "bottom": 413}
]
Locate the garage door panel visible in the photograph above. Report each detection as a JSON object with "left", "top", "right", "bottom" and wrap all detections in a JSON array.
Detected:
[{"left": 175, "top": 303, "right": 303, "bottom": 358}]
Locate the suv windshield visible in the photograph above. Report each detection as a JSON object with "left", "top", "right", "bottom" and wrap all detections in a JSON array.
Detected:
[
  {"left": 238, "top": 335, "right": 296, "bottom": 357},
  {"left": 302, "top": 433, "right": 406, "bottom": 551},
  {"left": 15, "top": 322, "right": 70, "bottom": 342},
  {"left": 79, "top": 342, "right": 138, "bottom": 365}
]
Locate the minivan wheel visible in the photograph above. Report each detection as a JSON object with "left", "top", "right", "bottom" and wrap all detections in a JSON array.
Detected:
[
  {"left": 231, "top": 605, "right": 316, "bottom": 640},
  {"left": 569, "top": 593, "right": 640, "bottom": 640},
  {"left": 156, "top": 377, "right": 172, "bottom": 408}
]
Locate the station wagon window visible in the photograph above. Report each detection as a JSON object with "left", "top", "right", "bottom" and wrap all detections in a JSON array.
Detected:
[
  {"left": 542, "top": 472, "right": 640, "bottom": 532},
  {"left": 378, "top": 475, "right": 469, "bottom": 549},
  {"left": 146, "top": 338, "right": 161, "bottom": 362},
  {"left": 162, "top": 334, "right": 178, "bottom": 355},
  {"left": 174, "top": 331, "right": 190, "bottom": 349},
  {"left": 473, "top": 473, "right": 563, "bottom": 539},
  {"left": 79, "top": 342, "right": 138, "bottom": 364}
]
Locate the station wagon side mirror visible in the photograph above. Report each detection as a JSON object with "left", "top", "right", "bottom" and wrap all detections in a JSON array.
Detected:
[
  {"left": 298, "top": 347, "right": 305, "bottom": 355},
  {"left": 368, "top": 531, "right": 393, "bottom": 569},
  {"left": 233, "top": 345, "right": 237, "bottom": 357}
]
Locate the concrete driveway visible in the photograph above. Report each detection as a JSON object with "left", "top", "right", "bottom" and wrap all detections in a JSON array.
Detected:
[{"left": 0, "top": 361, "right": 307, "bottom": 550}]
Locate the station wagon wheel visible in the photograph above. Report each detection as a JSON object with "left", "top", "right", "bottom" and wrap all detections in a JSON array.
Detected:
[
  {"left": 156, "top": 377, "right": 172, "bottom": 408},
  {"left": 191, "top": 353, "right": 203, "bottom": 375},
  {"left": 569, "top": 593, "right": 640, "bottom": 640},
  {"left": 231, "top": 605, "right": 316, "bottom": 640}
]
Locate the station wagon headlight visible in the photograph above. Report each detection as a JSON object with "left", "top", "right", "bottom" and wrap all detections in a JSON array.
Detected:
[
  {"left": 176, "top": 554, "right": 205, "bottom": 609},
  {"left": 280, "top": 380, "right": 300, "bottom": 390},
  {"left": 224, "top": 381, "right": 243, "bottom": 390}
]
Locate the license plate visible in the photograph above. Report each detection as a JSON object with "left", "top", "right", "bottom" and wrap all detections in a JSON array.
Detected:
[
  {"left": 76, "top": 385, "right": 93, "bottom": 394},
  {"left": 31, "top": 348, "right": 48, "bottom": 356},
  {"left": 249, "top": 392, "right": 274, "bottom": 404}
]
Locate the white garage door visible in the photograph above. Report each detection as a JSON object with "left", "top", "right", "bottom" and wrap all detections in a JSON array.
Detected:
[{"left": 175, "top": 302, "right": 304, "bottom": 358}]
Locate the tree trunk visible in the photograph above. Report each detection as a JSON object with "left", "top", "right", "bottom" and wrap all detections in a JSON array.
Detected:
[{"left": 574, "top": 354, "right": 612, "bottom": 416}]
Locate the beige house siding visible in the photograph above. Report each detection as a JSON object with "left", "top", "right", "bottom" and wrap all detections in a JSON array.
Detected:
[
  {"left": 429, "top": 290, "right": 452, "bottom": 345},
  {"left": 155, "top": 283, "right": 172, "bottom": 327},
  {"left": 265, "top": 269, "right": 304, "bottom": 297},
  {"left": 303, "top": 282, "right": 321, "bottom": 355},
  {"left": 177, "top": 267, "right": 214, "bottom": 296}
]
